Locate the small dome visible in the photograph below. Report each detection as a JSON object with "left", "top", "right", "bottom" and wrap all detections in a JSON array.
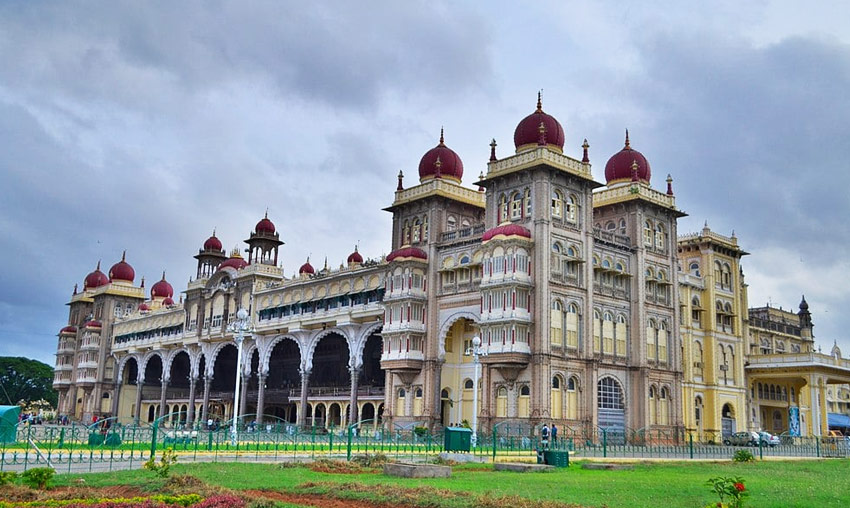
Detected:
[
  {"left": 138, "top": 303, "right": 151, "bottom": 312},
  {"left": 604, "top": 130, "right": 651, "bottom": 185},
  {"left": 151, "top": 272, "right": 174, "bottom": 299},
  {"left": 84, "top": 320, "right": 102, "bottom": 328},
  {"left": 60, "top": 325, "right": 77, "bottom": 334},
  {"left": 513, "top": 93, "right": 565, "bottom": 153},
  {"left": 84, "top": 262, "right": 109, "bottom": 289},
  {"left": 162, "top": 297, "right": 175, "bottom": 307},
  {"left": 217, "top": 249, "right": 249, "bottom": 272},
  {"left": 109, "top": 251, "right": 135, "bottom": 283},
  {"left": 799, "top": 295, "right": 809, "bottom": 311},
  {"left": 255, "top": 212, "right": 276, "bottom": 234},
  {"left": 203, "top": 231, "right": 223, "bottom": 251},
  {"left": 387, "top": 246, "right": 428, "bottom": 262},
  {"left": 299, "top": 258, "right": 315, "bottom": 275},
  {"left": 482, "top": 223, "right": 532, "bottom": 242},
  {"left": 347, "top": 246, "right": 363, "bottom": 265},
  {"left": 418, "top": 129, "right": 463, "bottom": 183}
]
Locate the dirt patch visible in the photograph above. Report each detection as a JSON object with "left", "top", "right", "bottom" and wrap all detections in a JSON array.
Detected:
[
  {"left": 307, "top": 459, "right": 378, "bottom": 475},
  {"left": 245, "top": 489, "right": 413, "bottom": 508}
]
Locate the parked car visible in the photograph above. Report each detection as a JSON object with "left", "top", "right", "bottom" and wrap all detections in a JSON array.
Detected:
[
  {"left": 723, "top": 431, "right": 759, "bottom": 446},
  {"left": 758, "top": 431, "right": 780, "bottom": 447}
]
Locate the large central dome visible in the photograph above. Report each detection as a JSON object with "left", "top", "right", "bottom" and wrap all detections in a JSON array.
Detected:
[{"left": 513, "top": 93, "right": 565, "bottom": 153}]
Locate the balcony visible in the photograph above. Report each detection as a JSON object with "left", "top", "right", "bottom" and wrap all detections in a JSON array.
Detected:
[
  {"left": 381, "top": 321, "right": 426, "bottom": 334},
  {"left": 79, "top": 341, "right": 100, "bottom": 351},
  {"left": 78, "top": 360, "right": 98, "bottom": 369},
  {"left": 439, "top": 224, "right": 486, "bottom": 243},
  {"left": 592, "top": 228, "right": 632, "bottom": 248},
  {"left": 55, "top": 364, "right": 73, "bottom": 372},
  {"left": 381, "top": 350, "right": 425, "bottom": 372},
  {"left": 478, "top": 308, "right": 531, "bottom": 323}
]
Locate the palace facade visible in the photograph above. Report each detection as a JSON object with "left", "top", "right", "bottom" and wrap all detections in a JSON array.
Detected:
[{"left": 53, "top": 96, "right": 850, "bottom": 438}]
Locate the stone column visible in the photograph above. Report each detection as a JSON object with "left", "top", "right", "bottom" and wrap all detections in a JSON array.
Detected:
[
  {"left": 348, "top": 367, "right": 360, "bottom": 425},
  {"left": 201, "top": 374, "right": 212, "bottom": 424},
  {"left": 187, "top": 376, "right": 197, "bottom": 427},
  {"left": 111, "top": 381, "right": 121, "bottom": 418},
  {"left": 239, "top": 373, "right": 250, "bottom": 419},
  {"left": 68, "top": 386, "right": 77, "bottom": 418},
  {"left": 159, "top": 376, "right": 170, "bottom": 423},
  {"left": 298, "top": 369, "right": 310, "bottom": 428},
  {"left": 256, "top": 372, "right": 267, "bottom": 424},
  {"left": 134, "top": 373, "right": 144, "bottom": 425}
]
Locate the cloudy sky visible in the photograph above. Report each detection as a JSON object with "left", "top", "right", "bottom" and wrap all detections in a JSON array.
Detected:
[{"left": 1, "top": 1, "right": 849, "bottom": 365}]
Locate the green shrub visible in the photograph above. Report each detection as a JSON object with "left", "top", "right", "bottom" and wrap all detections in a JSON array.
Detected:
[
  {"left": 21, "top": 467, "right": 55, "bottom": 489},
  {"left": 733, "top": 449, "right": 754, "bottom": 463},
  {"left": 143, "top": 447, "right": 178, "bottom": 478},
  {"left": 0, "top": 471, "right": 18, "bottom": 486},
  {"left": 350, "top": 453, "right": 388, "bottom": 468},
  {"left": 413, "top": 426, "right": 428, "bottom": 437},
  {"left": 705, "top": 476, "right": 749, "bottom": 508}
]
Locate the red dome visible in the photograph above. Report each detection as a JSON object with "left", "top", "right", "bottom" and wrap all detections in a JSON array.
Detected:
[
  {"left": 604, "top": 130, "right": 651, "bottom": 184},
  {"left": 151, "top": 272, "right": 174, "bottom": 299},
  {"left": 255, "top": 212, "right": 276, "bottom": 234},
  {"left": 299, "top": 258, "right": 315, "bottom": 275},
  {"left": 109, "top": 251, "right": 135, "bottom": 282},
  {"left": 203, "top": 232, "right": 223, "bottom": 251},
  {"left": 60, "top": 325, "right": 77, "bottom": 334},
  {"left": 482, "top": 223, "right": 532, "bottom": 242},
  {"left": 84, "top": 320, "right": 102, "bottom": 328},
  {"left": 138, "top": 303, "right": 151, "bottom": 312},
  {"left": 513, "top": 94, "right": 565, "bottom": 152},
  {"left": 418, "top": 129, "right": 463, "bottom": 183},
  {"left": 84, "top": 262, "right": 109, "bottom": 289},
  {"left": 387, "top": 246, "right": 428, "bottom": 262},
  {"left": 162, "top": 297, "right": 175, "bottom": 307},
  {"left": 218, "top": 253, "right": 249, "bottom": 272},
  {"left": 347, "top": 246, "right": 363, "bottom": 264}
]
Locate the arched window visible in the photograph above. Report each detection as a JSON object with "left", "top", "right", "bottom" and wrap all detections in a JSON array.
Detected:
[
  {"left": 646, "top": 319, "right": 657, "bottom": 360},
  {"left": 659, "top": 387, "right": 670, "bottom": 425},
  {"left": 550, "top": 300, "right": 563, "bottom": 346},
  {"left": 496, "top": 386, "right": 508, "bottom": 417},
  {"left": 396, "top": 388, "right": 407, "bottom": 417},
  {"left": 463, "top": 379, "right": 474, "bottom": 390},
  {"left": 518, "top": 385, "right": 530, "bottom": 417},
  {"left": 499, "top": 195, "right": 509, "bottom": 222},
  {"left": 592, "top": 309, "right": 602, "bottom": 353},
  {"left": 412, "top": 218, "right": 422, "bottom": 243},
  {"left": 551, "top": 190, "right": 563, "bottom": 219},
  {"left": 714, "top": 261, "right": 722, "bottom": 283},
  {"left": 643, "top": 221, "right": 653, "bottom": 246},
  {"left": 524, "top": 188, "right": 532, "bottom": 217},
  {"left": 615, "top": 314, "right": 628, "bottom": 357},
  {"left": 722, "top": 263, "right": 732, "bottom": 288},
  {"left": 566, "top": 303, "right": 580, "bottom": 349},
  {"left": 566, "top": 376, "right": 578, "bottom": 419},
  {"left": 658, "top": 321, "right": 668, "bottom": 363},
  {"left": 695, "top": 396, "right": 703, "bottom": 428},
  {"left": 649, "top": 386, "right": 657, "bottom": 424},
  {"left": 597, "top": 377, "right": 624, "bottom": 410},
  {"left": 694, "top": 342, "right": 704, "bottom": 377},
  {"left": 446, "top": 215, "right": 456, "bottom": 232},
  {"left": 510, "top": 192, "right": 523, "bottom": 220},
  {"left": 602, "top": 311, "right": 615, "bottom": 355},
  {"left": 689, "top": 262, "right": 700, "bottom": 277},
  {"left": 566, "top": 195, "right": 577, "bottom": 224},
  {"left": 655, "top": 223, "right": 666, "bottom": 250},
  {"left": 551, "top": 376, "right": 563, "bottom": 419},
  {"left": 403, "top": 220, "right": 410, "bottom": 244},
  {"left": 619, "top": 218, "right": 626, "bottom": 235},
  {"left": 423, "top": 216, "right": 429, "bottom": 240}
]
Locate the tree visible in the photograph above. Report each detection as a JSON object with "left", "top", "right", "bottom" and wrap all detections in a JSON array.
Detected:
[{"left": 0, "top": 357, "right": 57, "bottom": 407}]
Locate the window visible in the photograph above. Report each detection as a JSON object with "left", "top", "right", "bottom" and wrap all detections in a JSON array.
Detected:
[
  {"left": 592, "top": 310, "right": 602, "bottom": 353},
  {"left": 551, "top": 190, "right": 563, "bottom": 219},
  {"left": 423, "top": 216, "right": 429, "bottom": 240},
  {"left": 550, "top": 300, "right": 563, "bottom": 346},
  {"left": 499, "top": 195, "right": 508, "bottom": 222},
  {"left": 447, "top": 215, "right": 457, "bottom": 232},
  {"left": 524, "top": 188, "right": 532, "bottom": 217},
  {"left": 619, "top": 218, "right": 626, "bottom": 235},
  {"left": 510, "top": 192, "right": 523, "bottom": 220},
  {"left": 693, "top": 342, "right": 704, "bottom": 377},
  {"left": 689, "top": 262, "right": 700, "bottom": 277},
  {"left": 655, "top": 223, "right": 666, "bottom": 250},
  {"left": 597, "top": 377, "right": 624, "bottom": 410},
  {"left": 566, "top": 304, "right": 579, "bottom": 349},
  {"left": 551, "top": 376, "right": 563, "bottom": 419},
  {"left": 615, "top": 314, "right": 628, "bottom": 357},
  {"left": 412, "top": 218, "right": 422, "bottom": 243},
  {"left": 643, "top": 221, "right": 653, "bottom": 246},
  {"left": 565, "top": 195, "right": 577, "bottom": 224},
  {"left": 464, "top": 379, "right": 474, "bottom": 390},
  {"left": 602, "top": 312, "right": 615, "bottom": 355},
  {"left": 496, "top": 387, "right": 508, "bottom": 417},
  {"left": 403, "top": 220, "right": 410, "bottom": 244}
]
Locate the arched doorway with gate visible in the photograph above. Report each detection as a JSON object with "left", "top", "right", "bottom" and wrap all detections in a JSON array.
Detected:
[
  {"left": 597, "top": 377, "right": 625, "bottom": 444},
  {"left": 721, "top": 403, "right": 736, "bottom": 438}
]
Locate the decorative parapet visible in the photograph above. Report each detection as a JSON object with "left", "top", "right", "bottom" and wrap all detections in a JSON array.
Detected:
[
  {"left": 390, "top": 178, "right": 485, "bottom": 209},
  {"left": 485, "top": 147, "right": 594, "bottom": 182},
  {"left": 746, "top": 352, "right": 850, "bottom": 372},
  {"left": 594, "top": 182, "right": 679, "bottom": 211}
]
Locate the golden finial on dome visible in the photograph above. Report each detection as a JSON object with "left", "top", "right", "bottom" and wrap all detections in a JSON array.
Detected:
[
  {"left": 624, "top": 129, "right": 631, "bottom": 149},
  {"left": 536, "top": 90, "right": 543, "bottom": 112},
  {"left": 439, "top": 127, "right": 445, "bottom": 145}
]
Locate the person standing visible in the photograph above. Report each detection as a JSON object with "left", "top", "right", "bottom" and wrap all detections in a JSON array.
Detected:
[
  {"left": 552, "top": 423, "right": 558, "bottom": 445},
  {"left": 541, "top": 423, "right": 550, "bottom": 449}
]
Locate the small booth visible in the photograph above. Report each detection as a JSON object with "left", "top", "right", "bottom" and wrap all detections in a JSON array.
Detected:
[{"left": 443, "top": 426, "right": 472, "bottom": 452}]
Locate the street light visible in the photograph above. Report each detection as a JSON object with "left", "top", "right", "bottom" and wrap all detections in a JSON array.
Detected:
[
  {"left": 469, "top": 335, "right": 487, "bottom": 448},
  {"left": 227, "top": 307, "right": 252, "bottom": 446}
]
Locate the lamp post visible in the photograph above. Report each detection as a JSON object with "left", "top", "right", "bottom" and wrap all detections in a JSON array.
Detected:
[
  {"left": 470, "top": 335, "right": 486, "bottom": 448},
  {"left": 228, "top": 308, "right": 251, "bottom": 446}
]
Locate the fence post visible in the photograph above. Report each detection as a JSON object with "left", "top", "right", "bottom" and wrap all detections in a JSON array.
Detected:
[
  {"left": 602, "top": 429, "right": 607, "bottom": 458},
  {"left": 329, "top": 429, "right": 334, "bottom": 455},
  {"left": 689, "top": 433, "right": 694, "bottom": 459},
  {"left": 347, "top": 426, "right": 353, "bottom": 461},
  {"left": 492, "top": 426, "right": 497, "bottom": 461},
  {"left": 150, "top": 422, "right": 158, "bottom": 459},
  {"left": 758, "top": 437, "right": 763, "bottom": 460},
  {"left": 816, "top": 437, "right": 820, "bottom": 458}
]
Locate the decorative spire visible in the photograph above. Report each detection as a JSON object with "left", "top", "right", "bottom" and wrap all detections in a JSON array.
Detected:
[
  {"left": 624, "top": 129, "right": 630, "bottom": 149},
  {"left": 121, "top": 250, "right": 126, "bottom": 262},
  {"left": 439, "top": 127, "right": 445, "bottom": 146},
  {"left": 212, "top": 227, "right": 216, "bottom": 237},
  {"left": 161, "top": 271, "right": 166, "bottom": 281},
  {"left": 96, "top": 260, "right": 101, "bottom": 271},
  {"left": 264, "top": 208, "right": 269, "bottom": 219},
  {"left": 323, "top": 256, "right": 328, "bottom": 271},
  {"left": 73, "top": 283, "right": 78, "bottom": 295},
  {"left": 537, "top": 122, "right": 547, "bottom": 146},
  {"left": 140, "top": 276, "right": 145, "bottom": 288},
  {"left": 434, "top": 155, "right": 442, "bottom": 178},
  {"left": 397, "top": 170, "right": 404, "bottom": 191},
  {"left": 666, "top": 174, "right": 673, "bottom": 195},
  {"left": 582, "top": 139, "right": 590, "bottom": 164},
  {"left": 489, "top": 138, "right": 497, "bottom": 162},
  {"left": 536, "top": 90, "right": 543, "bottom": 112},
  {"left": 630, "top": 160, "right": 639, "bottom": 182}
]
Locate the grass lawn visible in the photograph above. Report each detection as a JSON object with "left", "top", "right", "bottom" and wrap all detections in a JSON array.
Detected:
[{"left": 47, "top": 459, "right": 850, "bottom": 508}]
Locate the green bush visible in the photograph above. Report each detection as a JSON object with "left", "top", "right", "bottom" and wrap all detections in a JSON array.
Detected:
[
  {"left": 733, "top": 449, "right": 754, "bottom": 463},
  {"left": 21, "top": 467, "right": 55, "bottom": 489},
  {"left": 350, "top": 453, "right": 388, "bottom": 468},
  {"left": 0, "top": 471, "right": 18, "bottom": 486},
  {"left": 413, "top": 426, "right": 428, "bottom": 437},
  {"left": 143, "top": 447, "right": 178, "bottom": 478},
  {"left": 705, "top": 476, "right": 749, "bottom": 508}
]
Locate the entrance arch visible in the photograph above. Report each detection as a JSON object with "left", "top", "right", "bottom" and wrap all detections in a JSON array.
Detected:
[
  {"left": 597, "top": 377, "right": 625, "bottom": 443},
  {"left": 721, "top": 403, "right": 736, "bottom": 437}
]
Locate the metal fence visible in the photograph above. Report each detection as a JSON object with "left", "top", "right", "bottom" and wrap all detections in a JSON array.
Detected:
[{"left": 3, "top": 418, "right": 846, "bottom": 473}]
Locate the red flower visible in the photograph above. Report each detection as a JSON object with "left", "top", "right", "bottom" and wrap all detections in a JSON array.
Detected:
[{"left": 734, "top": 482, "right": 746, "bottom": 492}]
